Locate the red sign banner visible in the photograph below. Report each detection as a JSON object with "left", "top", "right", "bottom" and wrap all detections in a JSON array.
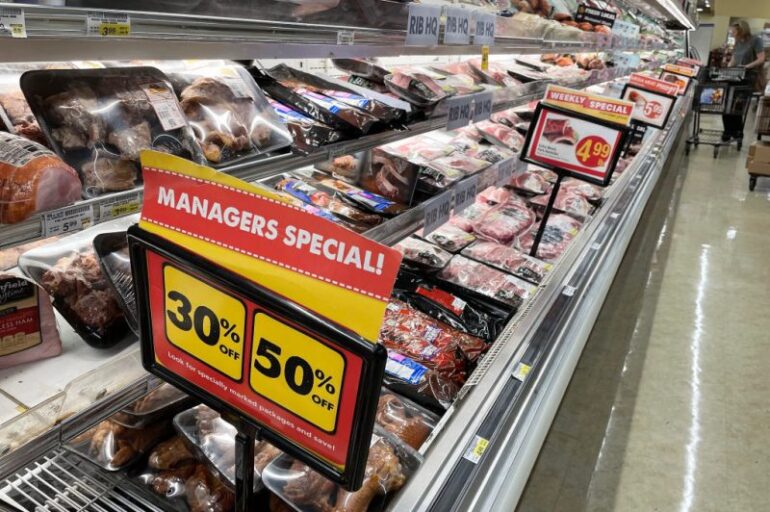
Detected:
[{"left": 629, "top": 73, "right": 680, "bottom": 96}]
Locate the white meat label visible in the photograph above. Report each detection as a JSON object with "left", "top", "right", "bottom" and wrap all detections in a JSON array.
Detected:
[
  {"left": 141, "top": 83, "right": 187, "bottom": 131},
  {"left": 453, "top": 175, "right": 479, "bottom": 214},
  {"left": 463, "top": 435, "right": 489, "bottom": 464},
  {"left": 222, "top": 77, "right": 253, "bottom": 99},
  {"left": 422, "top": 190, "right": 453, "bottom": 237},
  {"left": 405, "top": 4, "right": 441, "bottom": 46},
  {"left": 444, "top": 6, "right": 471, "bottom": 45},
  {"left": 43, "top": 204, "right": 94, "bottom": 237},
  {"left": 446, "top": 95, "right": 473, "bottom": 130},
  {"left": 0, "top": 8, "right": 26, "bottom": 38},
  {"left": 472, "top": 11, "right": 495, "bottom": 46},
  {"left": 86, "top": 11, "right": 131, "bottom": 37},
  {"left": 0, "top": 133, "right": 52, "bottom": 167},
  {"left": 99, "top": 194, "right": 142, "bottom": 220}
]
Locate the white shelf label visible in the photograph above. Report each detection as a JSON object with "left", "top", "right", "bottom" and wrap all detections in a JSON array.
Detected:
[
  {"left": 0, "top": 8, "right": 26, "bottom": 38},
  {"left": 443, "top": 6, "right": 470, "bottom": 45},
  {"left": 496, "top": 157, "right": 515, "bottom": 186},
  {"left": 453, "top": 175, "right": 479, "bottom": 214},
  {"left": 463, "top": 435, "right": 489, "bottom": 464},
  {"left": 562, "top": 285, "right": 576, "bottom": 297},
  {"left": 99, "top": 195, "right": 142, "bottom": 220},
  {"left": 446, "top": 95, "right": 473, "bottom": 130},
  {"left": 406, "top": 4, "right": 441, "bottom": 46},
  {"left": 87, "top": 11, "right": 131, "bottom": 37},
  {"left": 43, "top": 204, "right": 94, "bottom": 237},
  {"left": 422, "top": 190, "right": 453, "bottom": 236},
  {"left": 472, "top": 11, "right": 495, "bottom": 46},
  {"left": 472, "top": 91, "right": 494, "bottom": 122},
  {"left": 612, "top": 20, "right": 639, "bottom": 40},
  {"left": 337, "top": 30, "right": 355, "bottom": 45}
]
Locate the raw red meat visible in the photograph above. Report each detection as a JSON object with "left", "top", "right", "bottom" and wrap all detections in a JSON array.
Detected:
[
  {"left": 561, "top": 178, "right": 603, "bottom": 201},
  {"left": 530, "top": 188, "right": 592, "bottom": 219},
  {"left": 438, "top": 256, "right": 536, "bottom": 310},
  {"left": 424, "top": 224, "right": 476, "bottom": 253},
  {"left": 383, "top": 137, "right": 454, "bottom": 165},
  {"left": 490, "top": 109, "right": 523, "bottom": 128},
  {"left": 462, "top": 241, "right": 552, "bottom": 284},
  {"left": 477, "top": 186, "right": 518, "bottom": 206},
  {"left": 529, "top": 166, "right": 559, "bottom": 183},
  {"left": 473, "top": 198, "right": 536, "bottom": 245},
  {"left": 475, "top": 121, "right": 525, "bottom": 151},
  {"left": 394, "top": 237, "right": 452, "bottom": 270},
  {"left": 543, "top": 118, "right": 578, "bottom": 145},
  {"left": 516, "top": 214, "right": 582, "bottom": 262},
  {"left": 449, "top": 201, "right": 493, "bottom": 232},
  {"left": 512, "top": 171, "right": 549, "bottom": 194}
]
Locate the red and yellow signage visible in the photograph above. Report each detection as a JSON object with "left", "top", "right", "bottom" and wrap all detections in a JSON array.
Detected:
[
  {"left": 662, "top": 63, "right": 697, "bottom": 78},
  {"left": 542, "top": 84, "right": 634, "bottom": 126},
  {"left": 628, "top": 73, "right": 680, "bottom": 96}
]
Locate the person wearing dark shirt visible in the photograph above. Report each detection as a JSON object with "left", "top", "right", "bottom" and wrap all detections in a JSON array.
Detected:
[{"left": 722, "top": 20, "right": 766, "bottom": 140}]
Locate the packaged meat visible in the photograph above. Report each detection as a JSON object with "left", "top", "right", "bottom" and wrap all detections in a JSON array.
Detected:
[
  {"left": 169, "top": 65, "right": 292, "bottom": 165},
  {"left": 462, "top": 241, "right": 552, "bottom": 284},
  {"left": 68, "top": 418, "right": 172, "bottom": 471},
  {"left": 472, "top": 198, "right": 536, "bottom": 245},
  {"left": 467, "top": 59, "right": 522, "bottom": 88},
  {"left": 384, "top": 72, "right": 448, "bottom": 107},
  {"left": 18, "top": 219, "right": 136, "bottom": 348},
  {"left": 22, "top": 67, "right": 204, "bottom": 197},
  {"left": 477, "top": 186, "right": 517, "bottom": 206},
  {"left": 0, "top": 131, "right": 82, "bottom": 224},
  {"left": 435, "top": 74, "right": 485, "bottom": 95},
  {"left": 561, "top": 177, "right": 603, "bottom": 202},
  {"left": 265, "top": 64, "right": 405, "bottom": 124},
  {"left": 448, "top": 200, "right": 493, "bottom": 232},
  {"left": 135, "top": 435, "right": 197, "bottom": 506},
  {"left": 419, "top": 160, "right": 470, "bottom": 193},
  {"left": 530, "top": 188, "right": 593, "bottom": 220},
  {"left": 346, "top": 74, "right": 389, "bottom": 95},
  {"left": 93, "top": 230, "right": 138, "bottom": 336},
  {"left": 268, "top": 99, "right": 342, "bottom": 153},
  {"left": 360, "top": 146, "right": 420, "bottom": 205},
  {"left": 394, "top": 236, "right": 452, "bottom": 271},
  {"left": 0, "top": 90, "right": 47, "bottom": 146},
  {"left": 184, "top": 463, "right": 235, "bottom": 512},
  {"left": 490, "top": 109, "right": 523, "bottom": 128},
  {"left": 332, "top": 59, "right": 390, "bottom": 83},
  {"left": 466, "top": 144, "right": 515, "bottom": 165},
  {"left": 381, "top": 137, "right": 454, "bottom": 166},
  {"left": 112, "top": 383, "right": 193, "bottom": 429},
  {"left": 314, "top": 153, "right": 365, "bottom": 183},
  {"left": 516, "top": 213, "right": 582, "bottom": 262},
  {"left": 383, "top": 351, "right": 460, "bottom": 413},
  {"left": 0, "top": 238, "right": 60, "bottom": 272},
  {"left": 421, "top": 223, "right": 476, "bottom": 253},
  {"left": 376, "top": 389, "right": 438, "bottom": 450},
  {"left": 529, "top": 166, "right": 559, "bottom": 183},
  {"left": 304, "top": 169, "right": 408, "bottom": 216},
  {"left": 0, "top": 274, "right": 61, "bottom": 370},
  {"left": 174, "top": 405, "right": 282, "bottom": 491},
  {"left": 511, "top": 170, "right": 550, "bottom": 195},
  {"left": 379, "top": 299, "right": 467, "bottom": 383},
  {"left": 474, "top": 120, "right": 525, "bottom": 151},
  {"left": 263, "top": 428, "right": 419, "bottom": 512},
  {"left": 438, "top": 255, "right": 537, "bottom": 310}
]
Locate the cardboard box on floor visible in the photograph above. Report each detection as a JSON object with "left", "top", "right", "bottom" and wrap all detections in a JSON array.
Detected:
[{"left": 746, "top": 141, "right": 770, "bottom": 175}]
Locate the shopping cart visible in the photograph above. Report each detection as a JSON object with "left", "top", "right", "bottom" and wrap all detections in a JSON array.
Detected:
[{"left": 685, "top": 67, "right": 753, "bottom": 158}]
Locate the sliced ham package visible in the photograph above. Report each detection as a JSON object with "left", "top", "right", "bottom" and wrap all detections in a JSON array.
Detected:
[
  {"left": 0, "top": 274, "right": 61, "bottom": 369},
  {"left": 0, "top": 131, "right": 82, "bottom": 224}
]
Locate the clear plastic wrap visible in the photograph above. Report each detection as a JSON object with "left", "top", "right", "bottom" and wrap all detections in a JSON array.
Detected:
[
  {"left": 268, "top": 98, "right": 342, "bottom": 153},
  {"left": 421, "top": 223, "right": 476, "bottom": 253},
  {"left": 477, "top": 186, "right": 517, "bottom": 205},
  {"left": 0, "top": 131, "right": 82, "bottom": 224},
  {"left": 262, "top": 427, "right": 420, "bottom": 512},
  {"left": 0, "top": 274, "right": 62, "bottom": 370},
  {"left": 304, "top": 169, "right": 408, "bottom": 216},
  {"left": 134, "top": 435, "right": 197, "bottom": 508},
  {"left": 376, "top": 389, "right": 438, "bottom": 450},
  {"left": 516, "top": 213, "right": 582, "bottom": 262},
  {"left": 529, "top": 166, "right": 559, "bottom": 183},
  {"left": 314, "top": 153, "right": 365, "bottom": 183},
  {"left": 383, "top": 351, "right": 460, "bottom": 413},
  {"left": 561, "top": 177, "right": 603, "bottom": 202},
  {"left": 22, "top": 67, "right": 204, "bottom": 197},
  {"left": 68, "top": 419, "right": 172, "bottom": 471},
  {"left": 0, "top": 89, "right": 47, "bottom": 147},
  {"left": 511, "top": 170, "right": 550, "bottom": 195},
  {"left": 394, "top": 236, "right": 452, "bottom": 271},
  {"left": 448, "top": 200, "right": 493, "bottom": 232},
  {"left": 93, "top": 231, "right": 137, "bottom": 336},
  {"left": 465, "top": 143, "right": 515, "bottom": 164},
  {"left": 332, "top": 59, "right": 390, "bottom": 83},
  {"left": 112, "top": 383, "right": 193, "bottom": 429},
  {"left": 474, "top": 120, "right": 525, "bottom": 151},
  {"left": 467, "top": 59, "right": 522, "bottom": 88},
  {"left": 381, "top": 137, "right": 454, "bottom": 166},
  {"left": 173, "top": 405, "right": 282, "bottom": 492},
  {"left": 472, "top": 197, "right": 537, "bottom": 245},
  {"left": 530, "top": 188, "right": 593, "bottom": 220},
  {"left": 360, "top": 147, "right": 420, "bottom": 205},
  {"left": 462, "top": 241, "right": 552, "bottom": 285},
  {"left": 490, "top": 108, "right": 523, "bottom": 128},
  {"left": 437, "top": 255, "right": 537, "bottom": 310},
  {"left": 384, "top": 72, "right": 449, "bottom": 107}
]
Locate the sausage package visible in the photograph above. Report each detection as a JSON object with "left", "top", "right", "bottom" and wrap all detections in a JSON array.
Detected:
[
  {"left": 0, "top": 274, "right": 62, "bottom": 369},
  {"left": 21, "top": 67, "right": 204, "bottom": 197}
]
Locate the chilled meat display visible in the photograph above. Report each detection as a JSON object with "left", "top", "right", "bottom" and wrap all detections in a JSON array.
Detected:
[
  {"left": 462, "top": 241, "right": 552, "bottom": 284},
  {"left": 0, "top": 131, "right": 82, "bottom": 224},
  {"left": 472, "top": 197, "right": 537, "bottom": 245},
  {"left": 438, "top": 255, "right": 537, "bottom": 310}
]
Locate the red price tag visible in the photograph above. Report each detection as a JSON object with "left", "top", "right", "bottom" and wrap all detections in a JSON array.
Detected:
[{"left": 575, "top": 136, "right": 611, "bottom": 168}]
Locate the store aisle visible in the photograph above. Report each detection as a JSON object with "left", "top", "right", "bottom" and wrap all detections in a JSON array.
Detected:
[{"left": 515, "top": 118, "right": 770, "bottom": 512}]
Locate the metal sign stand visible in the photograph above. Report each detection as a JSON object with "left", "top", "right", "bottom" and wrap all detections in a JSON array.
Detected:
[{"left": 529, "top": 173, "right": 564, "bottom": 258}]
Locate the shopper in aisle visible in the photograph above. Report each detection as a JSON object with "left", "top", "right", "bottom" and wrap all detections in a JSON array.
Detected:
[{"left": 722, "top": 20, "right": 766, "bottom": 141}]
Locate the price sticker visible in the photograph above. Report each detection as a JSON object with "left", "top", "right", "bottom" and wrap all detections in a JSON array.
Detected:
[
  {"left": 87, "top": 11, "right": 131, "bottom": 37},
  {"left": 444, "top": 6, "right": 470, "bottom": 45},
  {"left": 422, "top": 190, "right": 453, "bottom": 236},
  {"left": 43, "top": 204, "right": 94, "bottom": 237},
  {"left": 337, "top": 30, "right": 355, "bottom": 45},
  {"left": 472, "top": 91, "right": 494, "bottom": 122},
  {"left": 405, "top": 4, "right": 441, "bottom": 46},
  {"left": 453, "top": 175, "right": 479, "bottom": 214},
  {"left": 496, "top": 157, "right": 515, "bottom": 186},
  {"left": 463, "top": 435, "right": 490, "bottom": 464},
  {"left": 99, "top": 195, "right": 142, "bottom": 220},
  {"left": 575, "top": 136, "right": 611, "bottom": 168},
  {"left": 445, "top": 95, "right": 473, "bottom": 130},
  {"left": 512, "top": 362, "right": 531, "bottom": 381},
  {"left": 472, "top": 11, "right": 495, "bottom": 46},
  {"left": 0, "top": 8, "right": 26, "bottom": 38}
]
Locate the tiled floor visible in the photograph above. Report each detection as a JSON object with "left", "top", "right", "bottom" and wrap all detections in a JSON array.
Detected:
[{"left": 515, "top": 115, "right": 770, "bottom": 511}]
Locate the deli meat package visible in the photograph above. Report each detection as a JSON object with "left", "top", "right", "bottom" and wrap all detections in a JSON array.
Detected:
[
  {"left": 166, "top": 64, "right": 292, "bottom": 165},
  {"left": 472, "top": 196, "right": 537, "bottom": 246},
  {"left": 438, "top": 255, "right": 537, "bottom": 311},
  {"left": 21, "top": 67, "right": 204, "bottom": 197},
  {"left": 517, "top": 213, "right": 582, "bottom": 262},
  {"left": 462, "top": 241, "right": 553, "bottom": 285},
  {"left": 0, "top": 274, "right": 61, "bottom": 369},
  {"left": 0, "top": 131, "right": 82, "bottom": 224}
]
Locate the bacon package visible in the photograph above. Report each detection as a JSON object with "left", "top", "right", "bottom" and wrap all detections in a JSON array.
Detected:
[
  {"left": 475, "top": 120, "right": 525, "bottom": 151},
  {"left": 517, "top": 213, "right": 582, "bottom": 262},
  {"left": 268, "top": 99, "right": 342, "bottom": 153},
  {"left": 383, "top": 351, "right": 460, "bottom": 412},
  {"left": 530, "top": 188, "right": 593, "bottom": 220},
  {"left": 472, "top": 198, "right": 537, "bottom": 245},
  {"left": 511, "top": 170, "right": 550, "bottom": 195},
  {"left": 462, "top": 241, "right": 552, "bottom": 285},
  {"left": 394, "top": 236, "right": 452, "bottom": 271},
  {"left": 421, "top": 223, "right": 477, "bottom": 253},
  {"left": 438, "top": 256, "right": 537, "bottom": 310}
]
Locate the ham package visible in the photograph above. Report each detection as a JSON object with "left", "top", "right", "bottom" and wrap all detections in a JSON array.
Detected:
[
  {"left": 0, "top": 131, "right": 82, "bottom": 224},
  {"left": 0, "top": 274, "right": 61, "bottom": 369}
]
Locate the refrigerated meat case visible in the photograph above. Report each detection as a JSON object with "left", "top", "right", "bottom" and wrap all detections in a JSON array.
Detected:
[{"left": 0, "top": 1, "right": 695, "bottom": 511}]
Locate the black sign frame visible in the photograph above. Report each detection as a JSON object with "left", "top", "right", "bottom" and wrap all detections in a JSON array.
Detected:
[{"left": 620, "top": 83, "right": 677, "bottom": 129}]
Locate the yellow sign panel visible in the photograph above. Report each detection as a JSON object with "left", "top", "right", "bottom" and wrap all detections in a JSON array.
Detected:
[
  {"left": 250, "top": 312, "right": 345, "bottom": 433},
  {"left": 163, "top": 265, "right": 247, "bottom": 381}
]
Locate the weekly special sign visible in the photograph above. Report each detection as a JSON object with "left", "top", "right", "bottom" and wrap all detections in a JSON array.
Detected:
[
  {"left": 129, "top": 151, "right": 401, "bottom": 488},
  {"left": 621, "top": 73, "right": 679, "bottom": 129}
]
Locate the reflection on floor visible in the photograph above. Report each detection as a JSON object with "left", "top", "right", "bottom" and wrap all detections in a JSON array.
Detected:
[{"left": 515, "top": 114, "right": 770, "bottom": 512}]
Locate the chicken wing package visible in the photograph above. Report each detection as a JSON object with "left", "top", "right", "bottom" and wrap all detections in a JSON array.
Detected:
[
  {"left": 383, "top": 351, "right": 460, "bottom": 413},
  {"left": 437, "top": 255, "right": 538, "bottom": 311},
  {"left": 0, "top": 274, "right": 62, "bottom": 370},
  {"left": 21, "top": 67, "right": 204, "bottom": 197},
  {"left": 262, "top": 427, "right": 420, "bottom": 512},
  {"left": 174, "top": 405, "right": 282, "bottom": 492},
  {"left": 264, "top": 64, "right": 406, "bottom": 124},
  {"left": 0, "top": 131, "right": 82, "bottom": 224},
  {"left": 462, "top": 241, "right": 552, "bottom": 285},
  {"left": 359, "top": 146, "right": 420, "bottom": 206},
  {"left": 18, "top": 218, "right": 136, "bottom": 348},
  {"left": 393, "top": 236, "right": 452, "bottom": 271},
  {"left": 420, "top": 223, "right": 477, "bottom": 253},
  {"left": 112, "top": 383, "right": 194, "bottom": 429},
  {"left": 68, "top": 418, "right": 173, "bottom": 471},
  {"left": 166, "top": 65, "right": 292, "bottom": 165},
  {"left": 376, "top": 389, "right": 438, "bottom": 450},
  {"left": 269, "top": 99, "right": 342, "bottom": 153},
  {"left": 93, "top": 231, "right": 138, "bottom": 336}
]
